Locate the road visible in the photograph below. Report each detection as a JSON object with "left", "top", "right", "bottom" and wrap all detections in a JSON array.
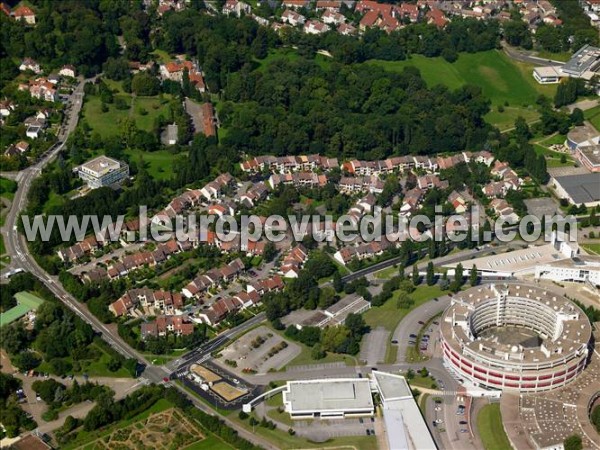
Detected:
[
  {"left": 342, "top": 242, "right": 523, "bottom": 284},
  {"left": 0, "top": 79, "right": 277, "bottom": 449},
  {"left": 501, "top": 42, "right": 565, "bottom": 66}
]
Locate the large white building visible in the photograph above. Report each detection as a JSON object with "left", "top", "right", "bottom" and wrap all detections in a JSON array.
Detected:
[
  {"left": 440, "top": 284, "right": 592, "bottom": 393},
  {"left": 282, "top": 378, "right": 374, "bottom": 419},
  {"left": 77, "top": 155, "right": 129, "bottom": 189},
  {"left": 533, "top": 44, "right": 600, "bottom": 84},
  {"left": 535, "top": 256, "right": 600, "bottom": 286}
]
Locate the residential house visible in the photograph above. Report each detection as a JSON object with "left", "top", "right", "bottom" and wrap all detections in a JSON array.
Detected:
[
  {"left": 281, "top": 244, "right": 308, "bottom": 278},
  {"left": 448, "top": 190, "right": 467, "bottom": 214},
  {"left": 59, "top": 65, "right": 76, "bottom": 78},
  {"left": 222, "top": 0, "right": 251, "bottom": 17},
  {"left": 305, "top": 19, "right": 329, "bottom": 33},
  {"left": 338, "top": 22, "right": 357, "bottom": 35},
  {"left": 19, "top": 58, "right": 41, "bottom": 73},
  {"left": 282, "top": 9, "right": 306, "bottom": 25},
  {"left": 0, "top": 100, "right": 16, "bottom": 117},
  {"left": 141, "top": 315, "right": 194, "bottom": 339},
  {"left": 13, "top": 5, "right": 35, "bottom": 24}
]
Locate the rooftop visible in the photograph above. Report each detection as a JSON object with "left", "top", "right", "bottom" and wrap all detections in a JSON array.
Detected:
[
  {"left": 567, "top": 123, "right": 599, "bottom": 146},
  {"left": 440, "top": 284, "right": 592, "bottom": 365},
  {"left": 562, "top": 44, "right": 600, "bottom": 77},
  {"left": 284, "top": 378, "right": 374, "bottom": 413},
  {"left": 80, "top": 155, "right": 123, "bottom": 176},
  {"left": 553, "top": 173, "right": 600, "bottom": 204}
]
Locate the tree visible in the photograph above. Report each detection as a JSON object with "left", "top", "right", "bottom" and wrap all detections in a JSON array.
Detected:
[
  {"left": 332, "top": 271, "right": 343, "bottom": 293},
  {"left": 263, "top": 242, "right": 277, "bottom": 262},
  {"left": 412, "top": 265, "right": 421, "bottom": 285},
  {"left": 321, "top": 326, "right": 351, "bottom": 353},
  {"left": 131, "top": 72, "right": 160, "bottom": 96},
  {"left": 426, "top": 262, "right": 435, "bottom": 286},
  {"left": 564, "top": 435, "right": 583, "bottom": 450},
  {"left": 450, "top": 263, "right": 463, "bottom": 292},
  {"left": 345, "top": 313, "right": 368, "bottom": 337},
  {"left": 469, "top": 264, "right": 478, "bottom": 286},
  {"left": 570, "top": 108, "right": 584, "bottom": 126}
]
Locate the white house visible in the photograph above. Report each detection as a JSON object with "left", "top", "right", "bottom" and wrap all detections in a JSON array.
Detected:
[{"left": 59, "top": 65, "right": 76, "bottom": 78}]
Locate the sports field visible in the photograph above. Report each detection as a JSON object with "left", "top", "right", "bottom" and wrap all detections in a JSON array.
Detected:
[
  {"left": 0, "top": 291, "right": 44, "bottom": 327},
  {"left": 367, "top": 50, "right": 557, "bottom": 130}
]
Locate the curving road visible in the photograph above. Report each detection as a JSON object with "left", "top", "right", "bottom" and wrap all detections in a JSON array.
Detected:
[{"left": 0, "top": 79, "right": 278, "bottom": 449}]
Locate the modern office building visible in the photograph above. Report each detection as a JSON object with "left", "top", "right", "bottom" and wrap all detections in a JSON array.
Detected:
[
  {"left": 77, "top": 155, "right": 129, "bottom": 189},
  {"left": 533, "top": 44, "right": 600, "bottom": 84},
  {"left": 282, "top": 378, "right": 374, "bottom": 419},
  {"left": 535, "top": 256, "right": 600, "bottom": 286},
  {"left": 440, "top": 284, "right": 591, "bottom": 393}
]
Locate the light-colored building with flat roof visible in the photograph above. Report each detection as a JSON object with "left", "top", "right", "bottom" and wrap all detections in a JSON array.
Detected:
[
  {"left": 282, "top": 378, "right": 374, "bottom": 419},
  {"left": 77, "top": 155, "right": 129, "bottom": 189},
  {"left": 535, "top": 255, "right": 600, "bottom": 286},
  {"left": 533, "top": 45, "right": 600, "bottom": 84},
  {"left": 371, "top": 371, "right": 437, "bottom": 450}
]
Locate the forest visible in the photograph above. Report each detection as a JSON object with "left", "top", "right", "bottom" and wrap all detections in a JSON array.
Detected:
[{"left": 221, "top": 60, "right": 493, "bottom": 160}]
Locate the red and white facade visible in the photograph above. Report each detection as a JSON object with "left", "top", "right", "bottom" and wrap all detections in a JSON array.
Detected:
[{"left": 440, "top": 284, "right": 591, "bottom": 393}]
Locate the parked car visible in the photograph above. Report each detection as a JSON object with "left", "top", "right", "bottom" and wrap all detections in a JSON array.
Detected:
[
  {"left": 409, "top": 334, "right": 417, "bottom": 338},
  {"left": 366, "top": 429, "right": 371, "bottom": 436},
  {"left": 459, "top": 421, "right": 468, "bottom": 425},
  {"left": 391, "top": 339, "right": 398, "bottom": 344},
  {"left": 418, "top": 320, "right": 425, "bottom": 325}
]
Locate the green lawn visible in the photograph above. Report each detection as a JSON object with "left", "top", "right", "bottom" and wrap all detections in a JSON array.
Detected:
[
  {"left": 363, "top": 285, "right": 445, "bottom": 332},
  {"left": 485, "top": 106, "right": 540, "bottom": 132},
  {"left": 82, "top": 91, "right": 171, "bottom": 138},
  {"left": 535, "top": 50, "right": 573, "bottom": 62},
  {"left": 582, "top": 243, "right": 600, "bottom": 256},
  {"left": 584, "top": 104, "right": 600, "bottom": 131},
  {"left": 124, "top": 148, "right": 183, "bottom": 181},
  {"left": 368, "top": 50, "right": 555, "bottom": 105},
  {"left": 367, "top": 50, "right": 557, "bottom": 130},
  {"left": 185, "top": 436, "right": 235, "bottom": 450},
  {"left": 233, "top": 414, "right": 379, "bottom": 450},
  {"left": 255, "top": 48, "right": 332, "bottom": 71},
  {"left": 533, "top": 144, "right": 574, "bottom": 168},
  {"left": 374, "top": 265, "right": 402, "bottom": 279},
  {"left": 477, "top": 403, "right": 512, "bottom": 450}
]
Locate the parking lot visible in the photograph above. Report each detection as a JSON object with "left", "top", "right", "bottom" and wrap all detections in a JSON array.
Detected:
[
  {"left": 359, "top": 326, "right": 389, "bottom": 366},
  {"left": 216, "top": 326, "right": 301, "bottom": 375},
  {"left": 289, "top": 417, "right": 379, "bottom": 442}
]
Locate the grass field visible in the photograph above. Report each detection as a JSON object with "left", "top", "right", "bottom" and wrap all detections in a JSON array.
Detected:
[
  {"left": 82, "top": 78, "right": 172, "bottom": 139},
  {"left": 582, "top": 243, "right": 600, "bottom": 256},
  {"left": 367, "top": 50, "right": 557, "bottom": 130},
  {"left": 477, "top": 403, "right": 512, "bottom": 450},
  {"left": 584, "top": 104, "right": 600, "bottom": 131},
  {"left": 124, "top": 147, "right": 183, "bottom": 181},
  {"left": 363, "top": 285, "right": 445, "bottom": 332}
]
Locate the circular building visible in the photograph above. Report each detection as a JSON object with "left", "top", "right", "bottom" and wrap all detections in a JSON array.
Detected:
[{"left": 440, "top": 283, "right": 591, "bottom": 392}]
